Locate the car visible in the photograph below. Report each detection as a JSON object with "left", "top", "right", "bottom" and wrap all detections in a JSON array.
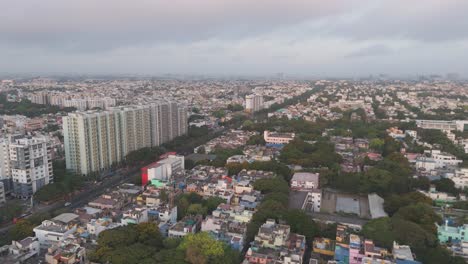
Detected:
[{"left": 64, "top": 202, "right": 72, "bottom": 207}]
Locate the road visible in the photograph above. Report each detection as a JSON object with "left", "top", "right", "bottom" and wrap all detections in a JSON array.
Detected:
[{"left": 0, "top": 168, "right": 138, "bottom": 234}]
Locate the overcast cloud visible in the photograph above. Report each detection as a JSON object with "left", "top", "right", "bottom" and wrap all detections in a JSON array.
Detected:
[{"left": 1, "top": 0, "right": 468, "bottom": 77}]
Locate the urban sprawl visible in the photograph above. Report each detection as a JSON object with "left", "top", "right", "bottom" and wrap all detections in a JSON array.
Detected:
[{"left": 0, "top": 77, "right": 467, "bottom": 264}]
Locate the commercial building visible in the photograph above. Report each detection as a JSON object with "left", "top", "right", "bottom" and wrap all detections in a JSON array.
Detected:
[
  {"left": 245, "top": 94, "right": 264, "bottom": 113},
  {"left": 141, "top": 153, "right": 184, "bottom": 186},
  {"left": 0, "top": 135, "right": 53, "bottom": 198},
  {"left": 63, "top": 101, "right": 187, "bottom": 175}
]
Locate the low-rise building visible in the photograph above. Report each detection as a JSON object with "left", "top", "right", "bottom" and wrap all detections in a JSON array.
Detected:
[
  {"left": 313, "top": 238, "right": 335, "bottom": 256},
  {"left": 263, "top": 130, "right": 295, "bottom": 145},
  {"left": 0, "top": 237, "right": 40, "bottom": 264},
  {"left": 33, "top": 213, "right": 79, "bottom": 248},
  {"left": 121, "top": 207, "right": 149, "bottom": 225},
  {"left": 45, "top": 239, "right": 87, "bottom": 264},
  {"left": 437, "top": 221, "right": 468, "bottom": 243},
  {"left": 86, "top": 217, "right": 120, "bottom": 237},
  {"left": 243, "top": 220, "right": 306, "bottom": 264},
  {"left": 291, "top": 172, "right": 319, "bottom": 190},
  {"left": 168, "top": 215, "right": 202, "bottom": 238},
  {"left": 393, "top": 241, "right": 416, "bottom": 262},
  {"left": 447, "top": 168, "right": 468, "bottom": 190},
  {"left": 416, "top": 150, "right": 462, "bottom": 171}
]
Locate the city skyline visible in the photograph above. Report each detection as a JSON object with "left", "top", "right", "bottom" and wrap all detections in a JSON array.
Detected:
[{"left": 2, "top": 0, "right": 468, "bottom": 77}]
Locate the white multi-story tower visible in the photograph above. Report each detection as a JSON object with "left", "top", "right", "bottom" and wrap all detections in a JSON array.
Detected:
[
  {"left": 245, "top": 94, "right": 264, "bottom": 113},
  {"left": 64, "top": 110, "right": 121, "bottom": 176},
  {"left": 63, "top": 102, "right": 188, "bottom": 176},
  {"left": 4, "top": 135, "right": 53, "bottom": 198}
]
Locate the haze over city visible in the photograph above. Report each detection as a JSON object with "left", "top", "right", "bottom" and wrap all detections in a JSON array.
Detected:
[
  {"left": 0, "top": 1, "right": 468, "bottom": 264},
  {"left": 2, "top": 0, "right": 468, "bottom": 77}
]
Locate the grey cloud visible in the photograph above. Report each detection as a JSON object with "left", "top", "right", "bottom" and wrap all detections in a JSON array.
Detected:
[
  {"left": 345, "top": 44, "right": 393, "bottom": 58},
  {"left": 328, "top": 0, "right": 468, "bottom": 42},
  {"left": 0, "top": 0, "right": 355, "bottom": 52}
]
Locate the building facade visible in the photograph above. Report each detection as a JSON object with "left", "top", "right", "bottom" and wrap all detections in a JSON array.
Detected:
[
  {"left": 245, "top": 94, "right": 264, "bottom": 113},
  {"left": 0, "top": 182, "right": 5, "bottom": 204},
  {"left": 63, "top": 102, "right": 188, "bottom": 176},
  {"left": 0, "top": 135, "right": 53, "bottom": 198}
]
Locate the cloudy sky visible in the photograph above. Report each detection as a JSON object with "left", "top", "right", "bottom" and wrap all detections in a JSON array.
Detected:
[{"left": 2, "top": 0, "right": 468, "bottom": 77}]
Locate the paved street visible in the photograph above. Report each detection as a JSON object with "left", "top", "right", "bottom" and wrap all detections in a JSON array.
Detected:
[{"left": 0, "top": 169, "right": 139, "bottom": 234}]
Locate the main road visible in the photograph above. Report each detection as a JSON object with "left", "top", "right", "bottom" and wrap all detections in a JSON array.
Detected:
[{"left": 0, "top": 168, "right": 139, "bottom": 234}]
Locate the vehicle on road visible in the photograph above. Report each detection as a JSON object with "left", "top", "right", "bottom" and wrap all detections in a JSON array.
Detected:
[{"left": 64, "top": 202, "right": 72, "bottom": 207}]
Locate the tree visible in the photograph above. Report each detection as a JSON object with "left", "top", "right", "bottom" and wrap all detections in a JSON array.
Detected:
[
  {"left": 178, "top": 232, "right": 240, "bottom": 264},
  {"left": 410, "top": 177, "right": 431, "bottom": 191},
  {"left": 377, "top": 153, "right": 412, "bottom": 194},
  {"left": 246, "top": 134, "right": 266, "bottom": 145},
  {"left": 197, "top": 146, "right": 206, "bottom": 154},
  {"left": 362, "top": 217, "right": 396, "bottom": 249},
  {"left": 360, "top": 168, "right": 392, "bottom": 195},
  {"left": 432, "top": 178, "right": 460, "bottom": 196},
  {"left": 203, "top": 197, "right": 226, "bottom": 215},
  {"left": 90, "top": 223, "right": 165, "bottom": 264},
  {"left": 394, "top": 203, "right": 442, "bottom": 234},
  {"left": 253, "top": 178, "right": 289, "bottom": 195},
  {"left": 369, "top": 138, "right": 384, "bottom": 152},
  {"left": 283, "top": 209, "right": 319, "bottom": 246},
  {"left": 384, "top": 192, "right": 433, "bottom": 216},
  {"left": 391, "top": 217, "right": 437, "bottom": 252},
  {"left": 212, "top": 110, "right": 226, "bottom": 119},
  {"left": 9, "top": 220, "right": 35, "bottom": 241},
  {"left": 0, "top": 201, "right": 24, "bottom": 223},
  {"left": 227, "top": 104, "right": 244, "bottom": 112},
  {"left": 187, "top": 204, "right": 207, "bottom": 216}
]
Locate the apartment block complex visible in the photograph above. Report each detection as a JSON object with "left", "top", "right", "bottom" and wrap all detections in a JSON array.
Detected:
[
  {"left": 0, "top": 135, "right": 53, "bottom": 198},
  {"left": 29, "top": 92, "right": 116, "bottom": 111},
  {"left": 63, "top": 102, "right": 188, "bottom": 176}
]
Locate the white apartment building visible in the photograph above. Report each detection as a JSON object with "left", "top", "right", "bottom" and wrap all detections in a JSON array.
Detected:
[
  {"left": 416, "top": 120, "right": 468, "bottom": 132},
  {"left": 0, "top": 135, "right": 53, "bottom": 198},
  {"left": 264, "top": 130, "right": 295, "bottom": 145},
  {"left": 63, "top": 102, "right": 187, "bottom": 176},
  {"left": 30, "top": 93, "right": 117, "bottom": 111},
  {"left": 416, "top": 150, "right": 462, "bottom": 171},
  {"left": 447, "top": 169, "right": 468, "bottom": 190},
  {"left": 245, "top": 94, "right": 264, "bottom": 113}
]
